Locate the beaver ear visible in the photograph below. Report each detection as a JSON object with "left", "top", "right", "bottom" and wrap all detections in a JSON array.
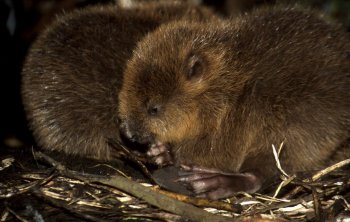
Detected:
[{"left": 186, "top": 54, "right": 206, "bottom": 80}]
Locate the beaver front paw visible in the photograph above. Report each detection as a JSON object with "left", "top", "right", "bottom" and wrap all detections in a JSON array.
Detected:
[{"left": 147, "top": 141, "right": 173, "bottom": 166}]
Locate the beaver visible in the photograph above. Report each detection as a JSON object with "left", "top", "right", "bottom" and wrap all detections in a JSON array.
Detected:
[
  {"left": 21, "top": 2, "right": 217, "bottom": 160},
  {"left": 118, "top": 6, "right": 350, "bottom": 200}
]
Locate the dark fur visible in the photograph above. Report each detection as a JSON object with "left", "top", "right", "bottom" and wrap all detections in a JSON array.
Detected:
[
  {"left": 21, "top": 2, "right": 217, "bottom": 160},
  {"left": 119, "top": 6, "right": 350, "bottom": 199}
]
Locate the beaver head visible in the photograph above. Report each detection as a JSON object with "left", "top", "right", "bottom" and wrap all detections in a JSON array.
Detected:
[{"left": 118, "top": 21, "right": 246, "bottom": 148}]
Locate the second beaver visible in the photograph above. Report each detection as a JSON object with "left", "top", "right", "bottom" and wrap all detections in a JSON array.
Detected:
[
  {"left": 21, "top": 2, "right": 217, "bottom": 160},
  {"left": 118, "top": 6, "right": 350, "bottom": 199}
]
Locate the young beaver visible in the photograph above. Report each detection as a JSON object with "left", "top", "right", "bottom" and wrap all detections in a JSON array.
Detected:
[
  {"left": 21, "top": 2, "right": 217, "bottom": 160},
  {"left": 118, "top": 6, "right": 350, "bottom": 199}
]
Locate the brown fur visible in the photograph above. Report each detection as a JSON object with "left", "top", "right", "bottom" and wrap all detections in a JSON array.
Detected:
[
  {"left": 118, "top": 5, "right": 350, "bottom": 191},
  {"left": 21, "top": 2, "right": 218, "bottom": 160}
]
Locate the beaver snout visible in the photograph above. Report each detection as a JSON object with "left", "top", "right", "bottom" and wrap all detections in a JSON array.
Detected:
[{"left": 119, "top": 119, "right": 154, "bottom": 144}]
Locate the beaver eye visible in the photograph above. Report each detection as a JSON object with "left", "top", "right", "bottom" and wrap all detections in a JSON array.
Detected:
[
  {"left": 147, "top": 103, "right": 162, "bottom": 116},
  {"left": 187, "top": 54, "right": 205, "bottom": 80}
]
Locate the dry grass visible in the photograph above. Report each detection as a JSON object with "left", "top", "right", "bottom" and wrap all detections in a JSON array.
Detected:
[{"left": 0, "top": 142, "right": 349, "bottom": 221}]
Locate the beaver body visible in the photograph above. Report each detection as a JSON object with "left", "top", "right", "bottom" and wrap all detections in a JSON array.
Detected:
[
  {"left": 118, "top": 6, "right": 350, "bottom": 199},
  {"left": 21, "top": 3, "right": 216, "bottom": 160}
]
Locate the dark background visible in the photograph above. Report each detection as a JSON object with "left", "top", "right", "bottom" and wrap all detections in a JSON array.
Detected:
[{"left": 0, "top": 0, "right": 349, "bottom": 153}]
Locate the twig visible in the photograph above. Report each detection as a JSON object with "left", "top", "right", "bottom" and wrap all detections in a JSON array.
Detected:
[
  {"left": 33, "top": 190, "right": 109, "bottom": 222},
  {"left": 5, "top": 207, "right": 29, "bottom": 222},
  {"left": 151, "top": 188, "right": 242, "bottom": 213},
  {"left": 120, "top": 212, "right": 183, "bottom": 222},
  {"left": 89, "top": 163, "right": 130, "bottom": 178},
  {"left": 272, "top": 175, "right": 296, "bottom": 199},
  {"left": 311, "top": 159, "right": 350, "bottom": 181},
  {"left": 94, "top": 176, "right": 234, "bottom": 222},
  {"left": 312, "top": 187, "right": 322, "bottom": 221},
  {"left": 34, "top": 151, "right": 234, "bottom": 222},
  {"left": 255, "top": 196, "right": 313, "bottom": 213},
  {"left": 108, "top": 139, "right": 154, "bottom": 182},
  {"left": 272, "top": 142, "right": 289, "bottom": 179},
  {"left": 0, "top": 170, "right": 56, "bottom": 198},
  {"left": 284, "top": 159, "right": 350, "bottom": 199}
]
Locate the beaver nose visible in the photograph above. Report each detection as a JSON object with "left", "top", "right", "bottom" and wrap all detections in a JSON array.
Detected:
[
  {"left": 127, "top": 131, "right": 140, "bottom": 143},
  {"left": 119, "top": 120, "right": 135, "bottom": 141},
  {"left": 119, "top": 120, "right": 153, "bottom": 144}
]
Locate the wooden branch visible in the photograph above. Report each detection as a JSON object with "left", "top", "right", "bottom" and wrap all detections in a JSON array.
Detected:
[
  {"left": 95, "top": 176, "right": 234, "bottom": 222},
  {"left": 152, "top": 188, "right": 242, "bottom": 213},
  {"left": 34, "top": 151, "right": 234, "bottom": 222}
]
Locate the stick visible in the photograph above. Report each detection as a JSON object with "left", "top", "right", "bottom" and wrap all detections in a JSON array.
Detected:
[{"left": 35, "top": 151, "right": 234, "bottom": 222}]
